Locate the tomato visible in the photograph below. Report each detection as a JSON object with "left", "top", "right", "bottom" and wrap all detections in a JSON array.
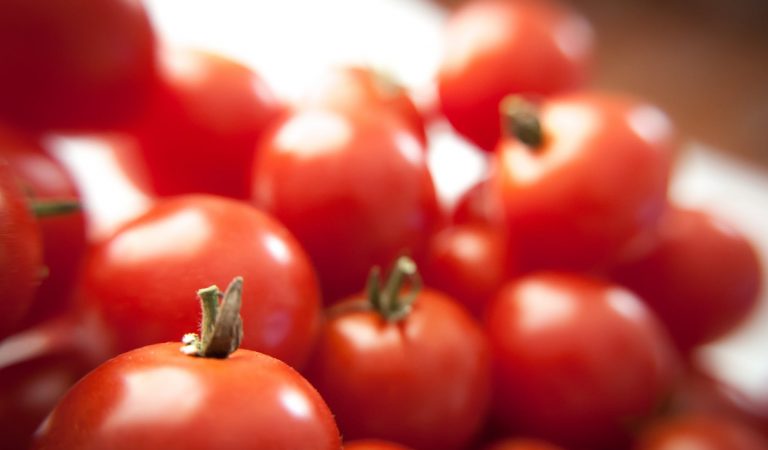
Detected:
[
  {"left": 32, "top": 341, "right": 342, "bottom": 450},
  {"left": 344, "top": 440, "right": 413, "bottom": 450},
  {"left": 0, "top": 158, "right": 43, "bottom": 339},
  {"left": 420, "top": 223, "right": 514, "bottom": 318},
  {"left": 452, "top": 176, "right": 503, "bottom": 226},
  {"left": 301, "top": 65, "right": 427, "bottom": 146},
  {"left": 78, "top": 194, "right": 321, "bottom": 369},
  {"left": 0, "top": 315, "right": 106, "bottom": 450},
  {"left": 634, "top": 413, "right": 768, "bottom": 450},
  {"left": 490, "top": 92, "right": 675, "bottom": 272},
  {"left": 609, "top": 205, "right": 762, "bottom": 353},
  {"left": 0, "top": 127, "right": 87, "bottom": 327},
  {"left": 304, "top": 257, "right": 491, "bottom": 450},
  {"left": 485, "top": 272, "right": 680, "bottom": 450},
  {"left": 252, "top": 107, "right": 441, "bottom": 303},
  {"left": 130, "top": 47, "right": 285, "bottom": 199},
  {"left": 437, "top": 0, "right": 594, "bottom": 151},
  {"left": 0, "top": 0, "right": 157, "bottom": 131},
  {"left": 483, "top": 438, "right": 565, "bottom": 450}
]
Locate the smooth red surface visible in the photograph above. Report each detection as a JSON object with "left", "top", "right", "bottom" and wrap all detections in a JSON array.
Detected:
[
  {"left": 491, "top": 91, "right": 675, "bottom": 271},
  {"left": 438, "top": 0, "right": 594, "bottom": 151},
  {"left": 485, "top": 272, "right": 680, "bottom": 449},
  {"left": 483, "top": 438, "right": 565, "bottom": 450},
  {"left": 305, "top": 289, "right": 491, "bottom": 450},
  {"left": 131, "top": 47, "right": 285, "bottom": 199},
  {"left": 344, "top": 439, "right": 413, "bottom": 450},
  {"left": 609, "top": 206, "right": 763, "bottom": 353},
  {"left": 634, "top": 413, "right": 767, "bottom": 450},
  {"left": 0, "top": 0, "right": 157, "bottom": 131},
  {"left": 32, "top": 342, "right": 342, "bottom": 450},
  {"left": 79, "top": 195, "right": 322, "bottom": 369},
  {"left": 252, "top": 107, "right": 441, "bottom": 303}
]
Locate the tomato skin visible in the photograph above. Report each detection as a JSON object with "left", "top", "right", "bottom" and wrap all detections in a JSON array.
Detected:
[
  {"left": 0, "top": 128, "right": 87, "bottom": 327},
  {"left": 79, "top": 194, "right": 321, "bottom": 369},
  {"left": 491, "top": 91, "right": 675, "bottom": 272},
  {"left": 485, "top": 273, "right": 680, "bottom": 450},
  {"left": 344, "top": 440, "right": 413, "bottom": 450},
  {"left": 634, "top": 413, "right": 768, "bottom": 450},
  {"left": 482, "top": 438, "right": 565, "bottom": 450},
  {"left": 32, "top": 342, "right": 342, "bottom": 450},
  {"left": 252, "top": 107, "right": 441, "bottom": 303},
  {"left": 304, "top": 289, "right": 491, "bottom": 450},
  {"left": 437, "top": 0, "right": 594, "bottom": 151},
  {"left": 302, "top": 66, "right": 427, "bottom": 146},
  {"left": 0, "top": 0, "right": 157, "bottom": 131},
  {"left": 131, "top": 48, "right": 285, "bottom": 199},
  {"left": 609, "top": 206, "right": 762, "bottom": 353},
  {"left": 0, "top": 158, "right": 43, "bottom": 338}
]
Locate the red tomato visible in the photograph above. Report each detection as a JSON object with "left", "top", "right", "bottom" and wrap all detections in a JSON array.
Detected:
[
  {"left": 0, "top": 315, "right": 106, "bottom": 450},
  {"left": 302, "top": 65, "right": 427, "bottom": 146},
  {"left": 32, "top": 342, "right": 342, "bottom": 450},
  {"left": 609, "top": 206, "right": 762, "bottom": 353},
  {"left": 344, "top": 440, "right": 413, "bottom": 450},
  {"left": 483, "top": 438, "right": 566, "bottom": 450},
  {"left": 490, "top": 92, "right": 675, "bottom": 272},
  {"left": 0, "top": 127, "right": 87, "bottom": 326},
  {"left": 252, "top": 107, "right": 441, "bottom": 303},
  {"left": 304, "top": 258, "right": 491, "bottom": 450},
  {"left": 485, "top": 272, "right": 680, "bottom": 450},
  {"left": 78, "top": 194, "right": 321, "bottom": 369},
  {"left": 0, "top": 0, "right": 157, "bottom": 131},
  {"left": 452, "top": 176, "right": 503, "bottom": 226},
  {"left": 437, "top": 0, "right": 594, "bottom": 151},
  {"left": 130, "top": 47, "right": 285, "bottom": 199},
  {"left": 0, "top": 158, "right": 43, "bottom": 338},
  {"left": 420, "top": 223, "right": 514, "bottom": 317},
  {"left": 634, "top": 413, "right": 767, "bottom": 450}
]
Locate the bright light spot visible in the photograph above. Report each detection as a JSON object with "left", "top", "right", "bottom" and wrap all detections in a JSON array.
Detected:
[
  {"left": 517, "top": 281, "right": 576, "bottom": 333},
  {"left": 263, "top": 234, "right": 291, "bottom": 265},
  {"left": 553, "top": 15, "right": 593, "bottom": 62},
  {"left": 394, "top": 131, "right": 424, "bottom": 166},
  {"left": 274, "top": 111, "right": 352, "bottom": 157},
  {"left": 606, "top": 288, "right": 648, "bottom": 322},
  {"left": 104, "top": 366, "right": 203, "bottom": 432},
  {"left": 627, "top": 104, "right": 673, "bottom": 147},
  {"left": 280, "top": 388, "right": 311, "bottom": 419},
  {"left": 107, "top": 208, "right": 212, "bottom": 266},
  {"left": 440, "top": 4, "right": 512, "bottom": 75},
  {"left": 162, "top": 47, "right": 207, "bottom": 84}
]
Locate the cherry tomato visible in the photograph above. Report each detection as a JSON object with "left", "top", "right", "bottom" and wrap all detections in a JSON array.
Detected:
[
  {"left": 304, "top": 258, "right": 490, "bottom": 449},
  {"left": 420, "top": 223, "right": 514, "bottom": 317},
  {"left": 609, "top": 206, "right": 762, "bottom": 353},
  {"left": 78, "top": 194, "right": 321, "bottom": 369},
  {"left": 490, "top": 92, "right": 675, "bottom": 272},
  {"left": 1, "top": 127, "right": 87, "bottom": 327},
  {"left": 483, "top": 438, "right": 565, "bottom": 450},
  {"left": 0, "top": 315, "right": 106, "bottom": 450},
  {"left": 32, "top": 342, "right": 342, "bottom": 450},
  {"left": 344, "top": 440, "right": 413, "bottom": 450},
  {"left": 437, "top": 0, "right": 594, "bottom": 151},
  {"left": 634, "top": 413, "right": 767, "bottom": 450},
  {"left": 302, "top": 65, "right": 427, "bottom": 146},
  {"left": 0, "top": 0, "right": 157, "bottom": 131},
  {"left": 0, "top": 158, "right": 42, "bottom": 338},
  {"left": 485, "top": 272, "right": 680, "bottom": 450},
  {"left": 252, "top": 107, "right": 441, "bottom": 303},
  {"left": 129, "top": 47, "right": 285, "bottom": 199}
]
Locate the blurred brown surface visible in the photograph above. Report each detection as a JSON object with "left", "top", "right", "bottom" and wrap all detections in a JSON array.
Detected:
[{"left": 437, "top": 0, "right": 768, "bottom": 166}]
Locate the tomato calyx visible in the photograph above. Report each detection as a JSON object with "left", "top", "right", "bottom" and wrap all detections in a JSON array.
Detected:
[
  {"left": 29, "top": 199, "right": 80, "bottom": 218},
  {"left": 500, "top": 95, "right": 543, "bottom": 149},
  {"left": 181, "top": 276, "right": 244, "bottom": 359},
  {"left": 367, "top": 256, "right": 422, "bottom": 322}
]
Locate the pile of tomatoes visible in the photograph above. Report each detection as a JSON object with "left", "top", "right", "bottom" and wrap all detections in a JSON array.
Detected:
[{"left": 0, "top": 0, "right": 766, "bottom": 449}]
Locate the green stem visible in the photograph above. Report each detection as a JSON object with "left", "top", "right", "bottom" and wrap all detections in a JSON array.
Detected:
[
  {"left": 31, "top": 199, "right": 81, "bottom": 218},
  {"left": 367, "top": 256, "right": 422, "bottom": 322},
  {"left": 181, "top": 277, "right": 244, "bottom": 359},
  {"left": 499, "top": 95, "right": 544, "bottom": 149}
]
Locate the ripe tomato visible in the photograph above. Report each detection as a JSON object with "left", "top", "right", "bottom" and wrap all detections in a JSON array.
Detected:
[
  {"left": 78, "top": 194, "right": 321, "bottom": 369},
  {"left": 252, "top": 107, "right": 441, "bottom": 303},
  {"left": 420, "top": 223, "right": 514, "bottom": 318},
  {"left": 0, "top": 158, "right": 43, "bottom": 339},
  {"left": 129, "top": 47, "right": 285, "bottom": 199},
  {"left": 437, "top": 0, "right": 594, "bottom": 151},
  {"left": 304, "top": 258, "right": 491, "bottom": 450},
  {"left": 32, "top": 342, "right": 342, "bottom": 450},
  {"left": 485, "top": 272, "right": 680, "bottom": 450},
  {"left": 301, "top": 65, "right": 427, "bottom": 146},
  {"left": 490, "top": 92, "right": 675, "bottom": 272},
  {"left": 0, "top": 127, "right": 87, "bottom": 327},
  {"left": 634, "top": 413, "right": 768, "bottom": 450},
  {"left": 0, "top": 0, "right": 157, "bottom": 131},
  {"left": 483, "top": 438, "right": 565, "bottom": 450},
  {"left": 609, "top": 206, "right": 762, "bottom": 353},
  {"left": 344, "top": 440, "right": 413, "bottom": 450}
]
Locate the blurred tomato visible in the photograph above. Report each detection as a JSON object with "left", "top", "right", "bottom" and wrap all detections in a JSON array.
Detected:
[
  {"left": 344, "top": 440, "right": 413, "bottom": 450},
  {"left": 634, "top": 413, "right": 767, "bottom": 450}
]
